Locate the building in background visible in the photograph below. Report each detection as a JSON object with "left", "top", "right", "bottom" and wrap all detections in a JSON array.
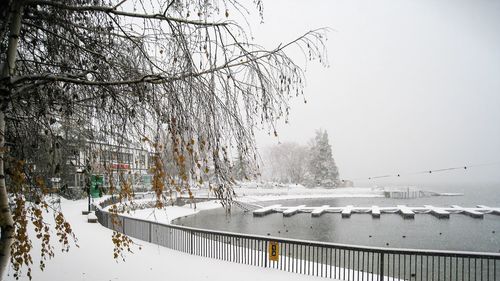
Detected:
[{"left": 65, "top": 141, "right": 153, "bottom": 192}]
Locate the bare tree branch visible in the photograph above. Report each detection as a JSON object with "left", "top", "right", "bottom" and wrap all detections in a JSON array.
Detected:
[{"left": 26, "top": 0, "right": 228, "bottom": 27}]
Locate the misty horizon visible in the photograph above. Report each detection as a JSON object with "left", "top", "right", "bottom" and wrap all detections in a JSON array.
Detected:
[{"left": 250, "top": 0, "right": 500, "bottom": 186}]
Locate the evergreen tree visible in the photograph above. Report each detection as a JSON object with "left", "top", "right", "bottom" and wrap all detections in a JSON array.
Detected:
[
  {"left": 231, "top": 154, "right": 250, "bottom": 181},
  {"left": 307, "top": 129, "right": 340, "bottom": 187}
]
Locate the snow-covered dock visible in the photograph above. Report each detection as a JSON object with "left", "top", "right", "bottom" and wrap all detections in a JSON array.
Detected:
[
  {"left": 397, "top": 205, "right": 415, "bottom": 219},
  {"left": 252, "top": 205, "right": 500, "bottom": 219},
  {"left": 425, "top": 205, "right": 450, "bottom": 218},
  {"left": 283, "top": 205, "right": 306, "bottom": 217},
  {"left": 311, "top": 205, "right": 330, "bottom": 217},
  {"left": 477, "top": 205, "right": 500, "bottom": 215},
  {"left": 371, "top": 205, "right": 381, "bottom": 218},
  {"left": 341, "top": 205, "right": 354, "bottom": 218},
  {"left": 451, "top": 205, "right": 484, "bottom": 218},
  {"left": 253, "top": 204, "right": 282, "bottom": 217}
]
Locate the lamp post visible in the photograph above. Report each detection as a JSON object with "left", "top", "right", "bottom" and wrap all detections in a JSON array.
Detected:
[{"left": 81, "top": 162, "right": 92, "bottom": 215}]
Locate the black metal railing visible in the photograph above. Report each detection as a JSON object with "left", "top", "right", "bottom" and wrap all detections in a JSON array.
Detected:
[{"left": 95, "top": 198, "right": 500, "bottom": 281}]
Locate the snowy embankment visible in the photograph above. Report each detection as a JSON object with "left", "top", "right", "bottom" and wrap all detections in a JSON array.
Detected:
[
  {"left": 233, "top": 186, "right": 384, "bottom": 203},
  {"left": 120, "top": 199, "right": 222, "bottom": 223}
]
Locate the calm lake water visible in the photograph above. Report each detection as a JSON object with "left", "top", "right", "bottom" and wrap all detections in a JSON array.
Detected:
[{"left": 174, "top": 183, "right": 500, "bottom": 253}]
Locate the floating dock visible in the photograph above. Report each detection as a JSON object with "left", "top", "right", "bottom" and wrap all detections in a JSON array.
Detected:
[
  {"left": 477, "top": 205, "right": 500, "bottom": 215},
  {"left": 253, "top": 204, "right": 281, "bottom": 217},
  {"left": 425, "top": 205, "right": 450, "bottom": 219},
  {"left": 342, "top": 205, "right": 353, "bottom": 218},
  {"left": 451, "top": 205, "right": 484, "bottom": 218},
  {"left": 252, "top": 205, "right": 499, "bottom": 219},
  {"left": 397, "top": 205, "right": 415, "bottom": 219},
  {"left": 283, "top": 205, "right": 306, "bottom": 217},
  {"left": 311, "top": 205, "right": 330, "bottom": 217}
]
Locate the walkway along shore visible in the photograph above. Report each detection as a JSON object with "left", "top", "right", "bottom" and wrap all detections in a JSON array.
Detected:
[{"left": 95, "top": 195, "right": 500, "bottom": 281}]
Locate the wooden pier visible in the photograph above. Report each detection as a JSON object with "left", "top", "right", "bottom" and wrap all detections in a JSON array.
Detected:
[{"left": 252, "top": 204, "right": 500, "bottom": 219}]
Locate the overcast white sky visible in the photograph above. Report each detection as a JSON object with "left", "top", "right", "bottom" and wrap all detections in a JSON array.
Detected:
[{"left": 250, "top": 0, "right": 500, "bottom": 186}]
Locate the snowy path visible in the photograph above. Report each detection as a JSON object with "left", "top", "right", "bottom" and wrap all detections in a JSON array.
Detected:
[
  {"left": 2, "top": 188, "right": 390, "bottom": 280},
  {"left": 2, "top": 199, "right": 332, "bottom": 281}
]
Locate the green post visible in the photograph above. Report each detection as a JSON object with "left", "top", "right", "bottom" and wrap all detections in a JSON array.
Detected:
[{"left": 90, "top": 175, "right": 104, "bottom": 198}]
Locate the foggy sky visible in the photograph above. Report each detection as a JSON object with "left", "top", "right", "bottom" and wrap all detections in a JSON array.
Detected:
[{"left": 251, "top": 0, "right": 500, "bottom": 186}]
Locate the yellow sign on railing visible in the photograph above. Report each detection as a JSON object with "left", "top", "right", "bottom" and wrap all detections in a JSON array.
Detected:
[{"left": 268, "top": 241, "right": 279, "bottom": 261}]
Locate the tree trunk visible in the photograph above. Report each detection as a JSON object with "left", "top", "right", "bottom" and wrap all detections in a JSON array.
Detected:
[
  {"left": 0, "top": 111, "right": 14, "bottom": 279},
  {"left": 0, "top": 1, "right": 24, "bottom": 278}
]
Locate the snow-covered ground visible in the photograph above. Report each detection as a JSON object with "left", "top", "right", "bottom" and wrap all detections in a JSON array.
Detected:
[
  {"left": 2, "top": 187, "right": 384, "bottom": 281},
  {"left": 120, "top": 199, "right": 222, "bottom": 223},
  {"left": 2, "top": 198, "right": 331, "bottom": 281}
]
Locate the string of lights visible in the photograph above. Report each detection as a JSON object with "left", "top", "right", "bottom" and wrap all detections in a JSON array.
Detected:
[{"left": 347, "top": 161, "right": 500, "bottom": 181}]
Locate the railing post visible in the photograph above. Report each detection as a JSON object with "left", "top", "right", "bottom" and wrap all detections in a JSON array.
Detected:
[
  {"left": 190, "top": 231, "right": 193, "bottom": 255},
  {"left": 149, "top": 222, "right": 152, "bottom": 243},
  {"left": 265, "top": 240, "right": 268, "bottom": 268},
  {"left": 379, "top": 252, "right": 385, "bottom": 281},
  {"left": 122, "top": 217, "right": 126, "bottom": 235}
]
